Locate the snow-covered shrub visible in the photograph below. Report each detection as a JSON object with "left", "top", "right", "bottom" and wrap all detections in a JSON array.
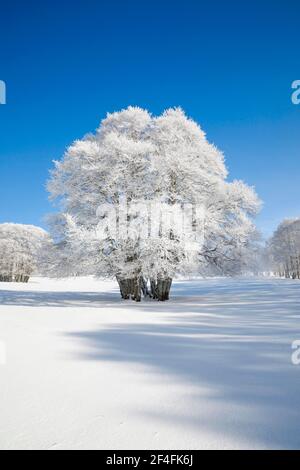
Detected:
[
  {"left": 48, "top": 106, "right": 261, "bottom": 300},
  {"left": 0, "top": 223, "right": 49, "bottom": 283}
]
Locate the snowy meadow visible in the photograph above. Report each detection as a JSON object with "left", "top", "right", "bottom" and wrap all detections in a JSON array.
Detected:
[{"left": 0, "top": 276, "right": 300, "bottom": 449}]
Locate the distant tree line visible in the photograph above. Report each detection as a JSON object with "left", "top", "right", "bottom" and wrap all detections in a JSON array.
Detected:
[
  {"left": 0, "top": 223, "right": 49, "bottom": 283},
  {"left": 268, "top": 219, "right": 300, "bottom": 279}
]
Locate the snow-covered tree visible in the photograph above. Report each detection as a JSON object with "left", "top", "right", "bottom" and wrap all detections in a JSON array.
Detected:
[
  {"left": 268, "top": 218, "right": 300, "bottom": 279},
  {"left": 48, "top": 106, "right": 261, "bottom": 300},
  {"left": 0, "top": 223, "right": 49, "bottom": 282}
]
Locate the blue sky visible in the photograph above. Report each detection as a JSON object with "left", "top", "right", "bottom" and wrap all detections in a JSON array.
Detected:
[{"left": 0, "top": 0, "right": 299, "bottom": 237}]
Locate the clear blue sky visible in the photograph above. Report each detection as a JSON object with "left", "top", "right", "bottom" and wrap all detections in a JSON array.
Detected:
[{"left": 0, "top": 0, "right": 299, "bottom": 238}]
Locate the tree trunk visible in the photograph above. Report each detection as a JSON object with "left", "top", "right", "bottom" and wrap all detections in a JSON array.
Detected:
[
  {"left": 116, "top": 276, "right": 130, "bottom": 299},
  {"left": 132, "top": 276, "right": 141, "bottom": 302},
  {"left": 141, "top": 277, "right": 152, "bottom": 298},
  {"left": 150, "top": 278, "right": 158, "bottom": 299},
  {"left": 117, "top": 276, "right": 172, "bottom": 302},
  {"left": 150, "top": 277, "right": 172, "bottom": 301},
  {"left": 13, "top": 274, "right": 30, "bottom": 283},
  {"left": 116, "top": 275, "right": 142, "bottom": 301}
]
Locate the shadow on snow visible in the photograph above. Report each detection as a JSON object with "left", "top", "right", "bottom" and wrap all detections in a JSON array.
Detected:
[{"left": 1, "top": 277, "right": 300, "bottom": 448}]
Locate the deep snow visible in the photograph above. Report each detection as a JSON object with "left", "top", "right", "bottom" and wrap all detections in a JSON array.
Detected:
[{"left": 0, "top": 276, "right": 300, "bottom": 450}]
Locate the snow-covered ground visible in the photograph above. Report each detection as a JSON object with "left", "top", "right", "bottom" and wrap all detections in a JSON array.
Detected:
[{"left": 0, "top": 276, "right": 300, "bottom": 450}]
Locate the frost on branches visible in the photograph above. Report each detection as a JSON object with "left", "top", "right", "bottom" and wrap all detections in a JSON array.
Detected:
[
  {"left": 0, "top": 223, "right": 49, "bottom": 283},
  {"left": 47, "top": 107, "right": 261, "bottom": 301},
  {"left": 268, "top": 218, "right": 300, "bottom": 279}
]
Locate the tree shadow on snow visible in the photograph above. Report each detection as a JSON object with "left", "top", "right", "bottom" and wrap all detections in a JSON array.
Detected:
[
  {"left": 61, "top": 278, "right": 300, "bottom": 449},
  {"left": 0, "top": 289, "right": 120, "bottom": 307},
  {"left": 2, "top": 277, "right": 300, "bottom": 447}
]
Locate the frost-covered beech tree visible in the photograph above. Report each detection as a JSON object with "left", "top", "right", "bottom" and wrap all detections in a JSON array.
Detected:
[
  {"left": 0, "top": 223, "right": 49, "bottom": 282},
  {"left": 48, "top": 106, "right": 260, "bottom": 301},
  {"left": 268, "top": 219, "right": 300, "bottom": 279}
]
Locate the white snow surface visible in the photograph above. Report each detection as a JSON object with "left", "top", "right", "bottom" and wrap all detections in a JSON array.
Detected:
[{"left": 0, "top": 276, "right": 300, "bottom": 450}]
